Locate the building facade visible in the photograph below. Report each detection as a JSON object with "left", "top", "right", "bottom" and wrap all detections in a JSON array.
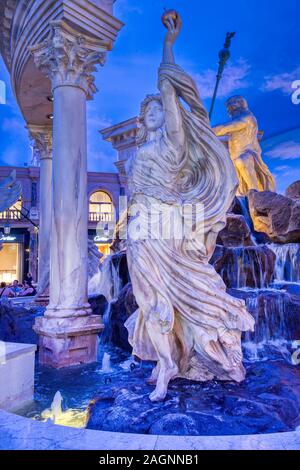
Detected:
[{"left": 0, "top": 165, "right": 121, "bottom": 284}]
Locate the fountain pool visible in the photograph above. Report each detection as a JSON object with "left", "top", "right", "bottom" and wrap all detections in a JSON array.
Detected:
[{"left": 16, "top": 342, "right": 300, "bottom": 437}]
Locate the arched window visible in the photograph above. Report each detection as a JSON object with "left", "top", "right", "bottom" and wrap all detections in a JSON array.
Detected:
[
  {"left": 0, "top": 197, "right": 22, "bottom": 220},
  {"left": 89, "top": 191, "right": 113, "bottom": 222}
]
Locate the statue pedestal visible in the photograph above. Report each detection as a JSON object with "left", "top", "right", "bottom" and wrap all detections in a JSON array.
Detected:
[{"left": 33, "top": 315, "right": 103, "bottom": 368}]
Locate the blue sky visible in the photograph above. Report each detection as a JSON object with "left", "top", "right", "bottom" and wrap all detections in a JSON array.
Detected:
[{"left": 0, "top": 0, "right": 300, "bottom": 192}]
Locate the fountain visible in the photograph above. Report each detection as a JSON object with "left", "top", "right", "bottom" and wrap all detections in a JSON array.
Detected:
[
  {"left": 270, "top": 243, "right": 300, "bottom": 282},
  {"left": 41, "top": 391, "right": 88, "bottom": 428},
  {"left": 41, "top": 391, "right": 63, "bottom": 424},
  {"left": 1, "top": 8, "right": 300, "bottom": 451},
  {"left": 100, "top": 352, "right": 113, "bottom": 373}
]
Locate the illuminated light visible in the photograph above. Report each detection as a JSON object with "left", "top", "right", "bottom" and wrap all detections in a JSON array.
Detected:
[
  {"left": 40, "top": 407, "right": 89, "bottom": 428},
  {"left": 47, "top": 113, "right": 53, "bottom": 120}
]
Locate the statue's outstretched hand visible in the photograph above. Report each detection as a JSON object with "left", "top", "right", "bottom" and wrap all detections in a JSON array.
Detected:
[{"left": 165, "top": 13, "right": 182, "bottom": 45}]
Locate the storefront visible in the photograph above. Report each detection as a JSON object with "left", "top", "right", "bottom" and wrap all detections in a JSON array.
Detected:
[
  {"left": 0, "top": 230, "right": 29, "bottom": 284},
  {"left": 88, "top": 230, "right": 111, "bottom": 257}
]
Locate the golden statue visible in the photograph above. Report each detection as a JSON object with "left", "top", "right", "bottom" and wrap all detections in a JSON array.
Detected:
[{"left": 213, "top": 96, "right": 276, "bottom": 196}]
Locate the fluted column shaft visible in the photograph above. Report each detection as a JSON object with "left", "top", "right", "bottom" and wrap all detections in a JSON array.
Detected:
[{"left": 28, "top": 125, "right": 52, "bottom": 295}]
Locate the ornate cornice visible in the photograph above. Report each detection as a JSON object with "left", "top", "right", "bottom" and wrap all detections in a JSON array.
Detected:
[
  {"left": 29, "top": 20, "right": 107, "bottom": 100},
  {"left": 0, "top": 0, "right": 19, "bottom": 69}
]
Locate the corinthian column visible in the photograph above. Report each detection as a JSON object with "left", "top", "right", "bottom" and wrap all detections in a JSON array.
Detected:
[
  {"left": 30, "top": 21, "right": 105, "bottom": 367},
  {"left": 27, "top": 125, "right": 52, "bottom": 302}
]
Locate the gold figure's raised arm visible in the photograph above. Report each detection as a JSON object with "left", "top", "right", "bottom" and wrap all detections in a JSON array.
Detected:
[
  {"left": 213, "top": 118, "right": 247, "bottom": 137},
  {"left": 159, "top": 12, "right": 185, "bottom": 152}
]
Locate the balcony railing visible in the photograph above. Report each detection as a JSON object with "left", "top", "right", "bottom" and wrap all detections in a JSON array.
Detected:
[
  {"left": 0, "top": 209, "right": 113, "bottom": 223},
  {"left": 0, "top": 209, "right": 22, "bottom": 220},
  {"left": 89, "top": 212, "right": 113, "bottom": 222}
]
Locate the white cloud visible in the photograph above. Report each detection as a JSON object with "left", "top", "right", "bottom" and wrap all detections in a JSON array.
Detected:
[
  {"left": 273, "top": 165, "right": 291, "bottom": 172},
  {"left": 115, "top": 0, "right": 143, "bottom": 15},
  {"left": 262, "top": 67, "right": 300, "bottom": 94},
  {"left": 265, "top": 141, "right": 300, "bottom": 160},
  {"left": 193, "top": 59, "right": 251, "bottom": 100}
]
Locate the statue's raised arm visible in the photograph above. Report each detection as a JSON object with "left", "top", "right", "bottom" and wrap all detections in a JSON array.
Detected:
[{"left": 158, "top": 12, "right": 185, "bottom": 154}]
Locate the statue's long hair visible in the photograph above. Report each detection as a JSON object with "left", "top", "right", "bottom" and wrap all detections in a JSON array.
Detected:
[{"left": 136, "top": 94, "right": 162, "bottom": 146}]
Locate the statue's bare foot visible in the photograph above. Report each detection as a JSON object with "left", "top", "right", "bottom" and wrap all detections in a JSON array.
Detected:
[
  {"left": 149, "top": 364, "right": 178, "bottom": 402},
  {"left": 146, "top": 363, "right": 160, "bottom": 385}
]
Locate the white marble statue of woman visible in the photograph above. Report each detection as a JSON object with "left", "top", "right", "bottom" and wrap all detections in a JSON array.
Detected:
[{"left": 125, "top": 12, "right": 254, "bottom": 402}]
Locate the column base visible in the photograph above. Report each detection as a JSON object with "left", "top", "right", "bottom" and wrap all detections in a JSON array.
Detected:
[{"left": 33, "top": 314, "right": 104, "bottom": 368}]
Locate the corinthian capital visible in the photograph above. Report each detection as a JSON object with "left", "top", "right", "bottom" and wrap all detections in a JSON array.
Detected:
[
  {"left": 29, "top": 20, "right": 107, "bottom": 100},
  {"left": 27, "top": 125, "right": 52, "bottom": 164}
]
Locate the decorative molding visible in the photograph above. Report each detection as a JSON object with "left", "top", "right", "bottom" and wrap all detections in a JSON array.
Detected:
[
  {"left": 29, "top": 20, "right": 107, "bottom": 99},
  {"left": 0, "top": 0, "right": 21, "bottom": 70}
]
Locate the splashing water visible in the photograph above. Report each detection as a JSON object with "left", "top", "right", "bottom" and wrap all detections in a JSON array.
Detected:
[
  {"left": 269, "top": 243, "right": 300, "bottom": 282},
  {"left": 217, "top": 246, "right": 274, "bottom": 288},
  {"left": 97, "top": 254, "right": 124, "bottom": 302},
  {"left": 100, "top": 352, "right": 113, "bottom": 373},
  {"left": 50, "top": 391, "right": 62, "bottom": 423},
  {"left": 238, "top": 196, "right": 253, "bottom": 229},
  {"left": 243, "top": 289, "right": 289, "bottom": 343},
  {"left": 41, "top": 391, "right": 88, "bottom": 428},
  {"left": 41, "top": 391, "right": 63, "bottom": 424}
]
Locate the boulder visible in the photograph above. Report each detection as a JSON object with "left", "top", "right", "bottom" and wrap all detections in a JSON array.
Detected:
[
  {"left": 86, "top": 361, "right": 300, "bottom": 435},
  {"left": 248, "top": 189, "right": 300, "bottom": 243},
  {"left": 217, "top": 214, "right": 253, "bottom": 247},
  {"left": 149, "top": 414, "right": 199, "bottom": 436},
  {"left": 286, "top": 180, "right": 300, "bottom": 200},
  {"left": 88, "top": 294, "right": 107, "bottom": 316},
  {"left": 0, "top": 298, "right": 44, "bottom": 344}
]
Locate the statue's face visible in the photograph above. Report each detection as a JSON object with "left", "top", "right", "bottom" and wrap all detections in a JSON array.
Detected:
[
  {"left": 226, "top": 97, "right": 247, "bottom": 118},
  {"left": 144, "top": 100, "right": 164, "bottom": 131}
]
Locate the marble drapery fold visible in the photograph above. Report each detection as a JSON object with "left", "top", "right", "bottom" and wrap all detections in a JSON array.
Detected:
[{"left": 125, "top": 63, "right": 254, "bottom": 384}]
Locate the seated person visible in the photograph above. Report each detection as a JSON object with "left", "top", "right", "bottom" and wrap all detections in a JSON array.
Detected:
[
  {"left": 0, "top": 282, "right": 14, "bottom": 298},
  {"left": 10, "top": 279, "right": 22, "bottom": 296},
  {"left": 20, "top": 281, "right": 37, "bottom": 297}
]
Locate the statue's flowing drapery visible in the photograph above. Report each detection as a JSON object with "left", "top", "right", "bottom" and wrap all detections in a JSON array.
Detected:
[
  {"left": 125, "top": 64, "right": 254, "bottom": 382},
  {"left": 237, "top": 143, "right": 276, "bottom": 196}
]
